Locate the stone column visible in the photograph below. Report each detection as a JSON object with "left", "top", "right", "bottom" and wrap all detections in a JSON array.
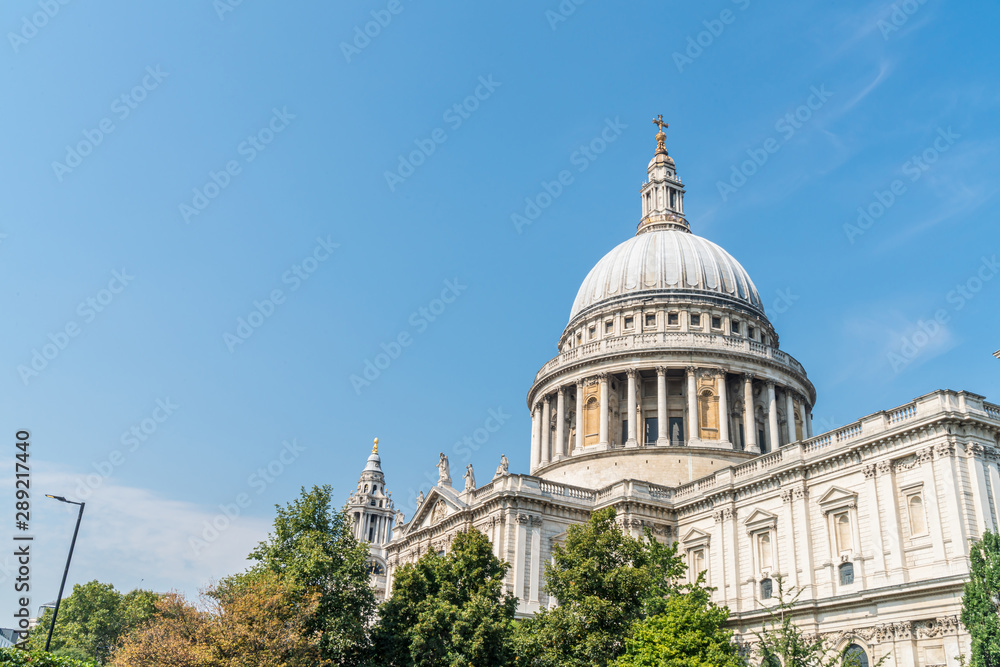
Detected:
[
  {"left": 785, "top": 391, "right": 797, "bottom": 444},
  {"left": 743, "top": 375, "right": 760, "bottom": 454},
  {"left": 530, "top": 405, "right": 541, "bottom": 471},
  {"left": 529, "top": 517, "right": 542, "bottom": 605},
  {"left": 798, "top": 402, "right": 809, "bottom": 441},
  {"left": 540, "top": 397, "right": 551, "bottom": 466},
  {"left": 718, "top": 372, "right": 730, "bottom": 445},
  {"left": 599, "top": 374, "right": 610, "bottom": 448},
  {"left": 513, "top": 514, "right": 527, "bottom": 605},
  {"left": 687, "top": 367, "right": 698, "bottom": 444},
  {"left": 575, "top": 381, "right": 585, "bottom": 453},
  {"left": 806, "top": 410, "right": 814, "bottom": 438},
  {"left": 626, "top": 370, "right": 638, "bottom": 447},
  {"left": 656, "top": 367, "right": 668, "bottom": 446},
  {"left": 767, "top": 382, "right": 780, "bottom": 452},
  {"left": 555, "top": 388, "right": 566, "bottom": 460}
]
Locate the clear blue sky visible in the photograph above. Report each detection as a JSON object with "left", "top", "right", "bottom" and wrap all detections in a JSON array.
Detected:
[{"left": 1, "top": 0, "right": 998, "bottom": 612}]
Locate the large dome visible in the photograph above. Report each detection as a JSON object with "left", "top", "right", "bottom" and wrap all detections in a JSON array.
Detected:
[{"left": 569, "top": 229, "right": 764, "bottom": 322}]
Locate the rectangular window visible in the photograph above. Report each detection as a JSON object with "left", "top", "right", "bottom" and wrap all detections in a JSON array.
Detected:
[
  {"left": 589, "top": 325, "right": 596, "bottom": 340},
  {"left": 712, "top": 316, "right": 722, "bottom": 329},
  {"left": 605, "top": 320, "right": 614, "bottom": 334},
  {"left": 689, "top": 549, "right": 706, "bottom": 582},
  {"left": 624, "top": 316, "right": 634, "bottom": 330},
  {"left": 667, "top": 312, "right": 679, "bottom": 326},
  {"left": 731, "top": 320, "right": 741, "bottom": 335},
  {"left": 690, "top": 313, "right": 702, "bottom": 327},
  {"left": 645, "top": 313, "right": 656, "bottom": 327},
  {"left": 749, "top": 326, "right": 756, "bottom": 340}
]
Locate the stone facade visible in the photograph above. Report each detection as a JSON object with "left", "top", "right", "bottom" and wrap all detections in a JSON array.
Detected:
[{"left": 365, "top": 125, "right": 1000, "bottom": 667}]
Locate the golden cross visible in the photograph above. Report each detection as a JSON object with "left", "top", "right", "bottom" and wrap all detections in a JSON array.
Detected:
[{"left": 653, "top": 115, "right": 668, "bottom": 133}]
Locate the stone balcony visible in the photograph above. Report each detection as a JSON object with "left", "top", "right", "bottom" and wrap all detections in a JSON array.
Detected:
[{"left": 534, "top": 331, "right": 809, "bottom": 384}]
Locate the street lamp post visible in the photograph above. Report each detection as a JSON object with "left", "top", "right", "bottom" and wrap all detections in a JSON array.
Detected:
[{"left": 43, "top": 495, "right": 85, "bottom": 654}]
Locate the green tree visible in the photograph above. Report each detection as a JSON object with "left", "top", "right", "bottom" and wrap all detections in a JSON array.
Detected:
[
  {"left": 962, "top": 531, "right": 1000, "bottom": 667},
  {"left": 0, "top": 647, "right": 99, "bottom": 666},
  {"left": 374, "top": 529, "right": 517, "bottom": 667},
  {"left": 249, "top": 485, "right": 377, "bottom": 666},
  {"left": 614, "top": 582, "right": 742, "bottom": 667},
  {"left": 27, "top": 581, "right": 160, "bottom": 663},
  {"left": 513, "top": 507, "right": 687, "bottom": 667},
  {"left": 755, "top": 578, "right": 876, "bottom": 667}
]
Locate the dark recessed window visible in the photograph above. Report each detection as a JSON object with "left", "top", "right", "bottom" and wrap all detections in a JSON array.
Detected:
[
  {"left": 605, "top": 321, "right": 614, "bottom": 334},
  {"left": 839, "top": 562, "right": 855, "bottom": 585},
  {"left": 624, "top": 316, "right": 635, "bottom": 329},
  {"left": 844, "top": 645, "right": 869, "bottom": 667},
  {"left": 712, "top": 316, "right": 722, "bottom": 329},
  {"left": 645, "top": 313, "right": 656, "bottom": 327},
  {"left": 732, "top": 320, "right": 741, "bottom": 335},
  {"left": 589, "top": 326, "right": 596, "bottom": 339},
  {"left": 668, "top": 313, "right": 679, "bottom": 326},
  {"left": 691, "top": 314, "right": 701, "bottom": 326},
  {"left": 760, "top": 578, "right": 773, "bottom": 599},
  {"left": 577, "top": 332, "right": 582, "bottom": 344},
  {"left": 749, "top": 326, "right": 756, "bottom": 340}
]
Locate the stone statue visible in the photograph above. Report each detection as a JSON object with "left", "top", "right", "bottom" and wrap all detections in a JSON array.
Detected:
[
  {"left": 437, "top": 452, "right": 451, "bottom": 486},
  {"left": 672, "top": 422, "right": 681, "bottom": 445},
  {"left": 464, "top": 464, "right": 476, "bottom": 492},
  {"left": 395, "top": 510, "right": 405, "bottom": 528},
  {"left": 416, "top": 491, "right": 425, "bottom": 507},
  {"left": 494, "top": 454, "right": 510, "bottom": 479}
]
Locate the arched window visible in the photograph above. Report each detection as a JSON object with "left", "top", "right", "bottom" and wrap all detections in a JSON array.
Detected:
[
  {"left": 760, "top": 578, "right": 773, "bottom": 600},
  {"left": 843, "top": 644, "right": 869, "bottom": 667},
  {"left": 908, "top": 493, "right": 927, "bottom": 536},
  {"left": 835, "top": 512, "right": 853, "bottom": 552},
  {"left": 839, "top": 562, "right": 854, "bottom": 585},
  {"left": 758, "top": 532, "right": 773, "bottom": 570},
  {"left": 761, "top": 657, "right": 781, "bottom": 667}
]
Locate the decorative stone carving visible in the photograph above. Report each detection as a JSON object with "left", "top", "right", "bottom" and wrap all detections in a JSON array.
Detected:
[
  {"left": 494, "top": 454, "right": 510, "bottom": 479},
  {"left": 437, "top": 453, "right": 452, "bottom": 486},
  {"left": 394, "top": 510, "right": 405, "bottom": 528},
  {"left": 463, "top": 464, "right": 476, "bottom": 493},
  {"left": 863, "top": 463, "right": 878, "bottom": 479},
  {"left": 916, "top": 447, "right": 935, "bottom": 465},
  {"left": 935, "top": 442, "right": 956, "bottom": 459},
  {"left": 431, "top": 500, "right": 446, "bottom": 523},
  {"left": 877, "top": 461, "right": 892, "bottom": 475},
  {"left": 415, "top": 491, "right": 425, "bottom": 507}
]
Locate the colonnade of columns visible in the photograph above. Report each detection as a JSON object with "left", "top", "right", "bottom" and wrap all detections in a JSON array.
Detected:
[{"left": 530, "top": 367, "right": 813, "bottom": 471}]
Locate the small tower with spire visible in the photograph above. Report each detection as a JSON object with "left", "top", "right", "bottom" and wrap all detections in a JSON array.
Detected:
[
  {"left": 346, "top": 438, "right": 396, "bottom": 599},
  {"left": 638, "top": 115, "right": 689, "bottom": 235}
]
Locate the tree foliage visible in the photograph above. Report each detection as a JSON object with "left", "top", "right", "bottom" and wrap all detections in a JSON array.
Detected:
[
  {"left": 754, "top": 578, "right": 875, "bottom": 667},
  {"left": 614, "top": 582, "right": 742, "bottom": 667},
  {"left": 513, "top": 507, "right": 689, "bottom": 667},
  {"left": 112, "top": 572, "right": 320, "bottom": 667},
  {"left": 962, "top": 531, "right": 1000, "bottom": 667},
  {"left": 374, "top": 529, "right": 517, "bottom": 667},
  {"left": 249, "top": 484, "right": 377, "bottom": 666},
  {"left": 26, "top": 581, "right": 160, "bottom": 663},
  {"left": 0, "top": 647, "right": 99, "bottom": 666}
]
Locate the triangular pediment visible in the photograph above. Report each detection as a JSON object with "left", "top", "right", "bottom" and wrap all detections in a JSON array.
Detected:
[
  {"left": 743, "top": 508, "right": 777, "bottom": 526},
  {"left": 405, "top": 485, "right": 467, "bottom": 532},
  {"left": 817, "top": 486, "right": 858, "bottom": 508},
  {"left": 681, "top": 527, "right": 710, "bottom": 548}
]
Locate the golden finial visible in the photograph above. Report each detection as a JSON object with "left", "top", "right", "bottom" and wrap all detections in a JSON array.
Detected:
[
  {"left": 653, "top": 115, "right": 668, "bottom": 153},
  {"left": 373, "top": 437, "right": 379, "bottom": 454}
]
